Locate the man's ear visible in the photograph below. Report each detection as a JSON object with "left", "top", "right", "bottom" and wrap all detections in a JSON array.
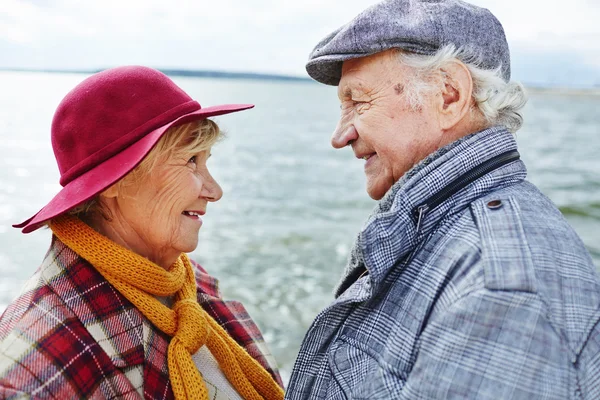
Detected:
[{"left": 437, "top": 60, "right": 474, "bottom": 131}]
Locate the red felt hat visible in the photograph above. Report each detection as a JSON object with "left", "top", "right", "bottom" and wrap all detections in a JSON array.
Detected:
[{"left": 14, "top": 66, "right": 254, "bottom": 233}]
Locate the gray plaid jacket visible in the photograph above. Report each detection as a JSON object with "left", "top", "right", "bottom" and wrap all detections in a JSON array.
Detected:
[{"left": 286, "top": 126, "right": 600, "bottom": 399}]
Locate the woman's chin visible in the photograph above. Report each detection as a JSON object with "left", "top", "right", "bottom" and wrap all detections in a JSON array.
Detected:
[{"left": 174, "top": 237, "right": 200, "bottom": 255}]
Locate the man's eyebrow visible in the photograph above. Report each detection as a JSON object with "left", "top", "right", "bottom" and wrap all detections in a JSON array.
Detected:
[{"left": 338, "top": 86, "right": 354, "bottom": 100}]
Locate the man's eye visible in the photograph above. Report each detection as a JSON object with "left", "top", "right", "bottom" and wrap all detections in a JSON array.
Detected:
[
  {"left": 353, "top": 99, "right": 369, "bottom": 105},
  {"left": 354, "top": 101, "right": 370, "bottom": 111}
]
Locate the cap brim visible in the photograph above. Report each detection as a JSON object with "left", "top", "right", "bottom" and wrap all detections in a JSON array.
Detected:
[
  {"left": 306, "top": 54, "right": 357, "bottom": 86},
  {"left": 14, "top": 103, "right": 254, "bottom": 233}
]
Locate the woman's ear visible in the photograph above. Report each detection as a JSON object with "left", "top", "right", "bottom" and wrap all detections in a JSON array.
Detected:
[
  {"left": 100, "top": 184, "right": 119, "bottom": 199},
  {"left": 437, "top": 60, "right": 474, "bottom": 131}
]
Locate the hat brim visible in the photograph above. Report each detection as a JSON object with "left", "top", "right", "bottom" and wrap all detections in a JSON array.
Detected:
[{"left": 14, "top": 103, "right": 254, "bottom": 233}]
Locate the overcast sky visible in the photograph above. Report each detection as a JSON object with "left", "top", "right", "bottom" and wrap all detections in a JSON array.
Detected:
[{"left": 2, "top": 0, "right": 599, "bottom": 87}]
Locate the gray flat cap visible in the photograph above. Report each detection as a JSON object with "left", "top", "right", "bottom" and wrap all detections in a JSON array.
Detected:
[{"left": 306, "top": 0, "right": 510, "bottom": 85}]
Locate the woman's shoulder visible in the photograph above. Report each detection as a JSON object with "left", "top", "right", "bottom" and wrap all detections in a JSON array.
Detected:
[
  {"left": 0, "top": 274, "right": 73, "bottom": 340},
  {"left": 0, "top": 274, "right": 80, "bottom": 394},
  {"left": 189, "top": 259, "right": 284, "bottom": 387},
  {"left": 0, "top": 238, "right": 147, "bottom": 398},
  {"left": 0, "top": 246, "right": 77, "bottom": 341},
  {"left": 190, "top": 259, "right": 222, "bottom": 299}
]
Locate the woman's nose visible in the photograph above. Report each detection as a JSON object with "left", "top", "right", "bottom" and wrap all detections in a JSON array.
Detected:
[{"left": 202, "top": 174, "right": 223, "bottom": 202}]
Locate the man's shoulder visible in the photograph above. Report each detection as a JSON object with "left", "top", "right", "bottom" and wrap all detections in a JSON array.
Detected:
[
  {"left": 431, "top": 180, "right": 598, "bottom": 290},
  {"left": 418, "top": 179, "right": 600, "bottom": 317},
  {"left": 467, "top": 181, "right": 600, "bottom": 346},
  {"left": 407, "top": 179, "right": 600, "bottom": 357},
  {"left": 469, "top": 181, "right": 597, "bottom": 288},
  {"left": 473, "top": 181, "right": 589, "bottom": 245}
]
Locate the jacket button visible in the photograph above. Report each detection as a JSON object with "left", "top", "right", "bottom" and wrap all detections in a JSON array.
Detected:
[{"left": 487, "top": 200, "right": 503, "bottom": 209}]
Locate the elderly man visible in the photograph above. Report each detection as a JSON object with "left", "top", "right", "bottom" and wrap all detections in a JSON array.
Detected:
[{"left": 286, "top": 0, "right": 600, "bottom": 399}]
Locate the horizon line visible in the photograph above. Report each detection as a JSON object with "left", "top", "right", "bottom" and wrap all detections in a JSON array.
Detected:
[
  {"left": 0, "top": 66, "right": 313, "bottom": 83},
  {"left": 1, "top": 67, "right": 599, "bottom": 92}
]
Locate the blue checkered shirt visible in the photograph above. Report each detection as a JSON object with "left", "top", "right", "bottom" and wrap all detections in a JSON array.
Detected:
[{"left": 286, "top": 127, "right": 600, "bottom": 399}]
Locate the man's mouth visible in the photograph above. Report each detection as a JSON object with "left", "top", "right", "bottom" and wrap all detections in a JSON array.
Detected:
[{"left": 357, "top": 153, "right": 375, "bottom": 161}]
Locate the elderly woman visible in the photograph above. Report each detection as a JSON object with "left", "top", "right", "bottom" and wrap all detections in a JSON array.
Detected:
[{"left": 0, "top": 66, "right": 284, "bottom": 400}]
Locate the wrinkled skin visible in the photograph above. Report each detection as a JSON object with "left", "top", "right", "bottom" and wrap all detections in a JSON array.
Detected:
[
  {"left": 94, "top": 148, "right": 222, "bottom": 269},
  {"left": 332, "top": 50, "right": 448, "bottom": 200}
]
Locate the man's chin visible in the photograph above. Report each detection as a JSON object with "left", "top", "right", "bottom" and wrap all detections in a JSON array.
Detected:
[{"left": 366, "top": 183, "right": 390, "bottom": 201}]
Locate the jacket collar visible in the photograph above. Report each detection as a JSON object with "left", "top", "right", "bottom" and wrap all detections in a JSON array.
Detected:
[{"left": 335, "top": 126, "right": 528, "bottom": 298}]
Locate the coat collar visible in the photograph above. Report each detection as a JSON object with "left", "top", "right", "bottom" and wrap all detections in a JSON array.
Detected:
[{"left": 335, "top": 126, "right": 528, "bottom": 298}]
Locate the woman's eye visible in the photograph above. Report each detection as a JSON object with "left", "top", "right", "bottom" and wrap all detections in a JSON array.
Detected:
[{"left": 187, "top": 155, "right": 197, "bottom": 165}]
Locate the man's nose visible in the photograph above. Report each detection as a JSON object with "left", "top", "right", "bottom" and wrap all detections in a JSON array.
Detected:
[{"left": 331, "top": 121, "right": 358, "bottom": 149}]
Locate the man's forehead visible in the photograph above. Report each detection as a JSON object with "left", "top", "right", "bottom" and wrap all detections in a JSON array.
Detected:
[
  {"left": 337, "top": 59, "right": 369, "bottom": 98},
  {"left": 337, "top": 52, "right": 398, "bottom": 99}
]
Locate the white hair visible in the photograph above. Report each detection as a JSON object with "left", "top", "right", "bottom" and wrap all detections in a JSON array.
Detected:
[{"left": 396, "top": 45, "right": 527, "bottom": 133}]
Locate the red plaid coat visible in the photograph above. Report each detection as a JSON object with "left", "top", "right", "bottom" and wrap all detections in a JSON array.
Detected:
[{"left": 0, "top": 235, "right": 282, "bottom": 399}]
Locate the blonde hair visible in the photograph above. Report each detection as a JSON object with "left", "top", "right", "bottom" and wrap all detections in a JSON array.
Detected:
[
  {"left": 396, "top": 45, "right": 528, "bottom": 133},
  {"left": 67, "top": 119, "right": 222, "bottom": 220}
]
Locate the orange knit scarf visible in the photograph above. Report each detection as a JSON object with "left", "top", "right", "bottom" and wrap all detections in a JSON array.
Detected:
[{"left": 50, "top": 215, "right": 284, "bottom": 400}]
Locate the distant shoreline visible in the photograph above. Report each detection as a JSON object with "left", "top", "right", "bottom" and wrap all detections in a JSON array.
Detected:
[
  {"left": 525, "top": 86, "right": 600, "bottom": 96},
  {"left": 1, "top": 68, "right": 599, "bottom": 94},
  {"left": 0, "top": 67, "right": 312, "bottom": 83}
]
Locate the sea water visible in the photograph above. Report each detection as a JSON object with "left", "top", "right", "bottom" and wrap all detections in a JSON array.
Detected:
[{"left": 0, "top": 71, "right": 598, "bottom": 381}]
